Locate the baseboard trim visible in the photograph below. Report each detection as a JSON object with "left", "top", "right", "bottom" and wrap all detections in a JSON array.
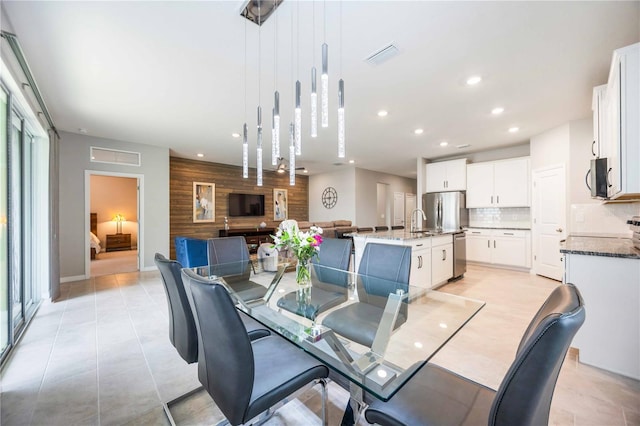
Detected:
[
  {"left": 140, "top": 265, "right": 158, "bottom": 272},
  {"left": 60, "top": 274, "right": 88, "bottom": 283}
]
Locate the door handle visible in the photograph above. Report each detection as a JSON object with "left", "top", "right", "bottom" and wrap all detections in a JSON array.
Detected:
[
  {"left": 442, "top": 249, "right": 446, "bottom": 261},
  {"left": 585, "top": 169, "right": 592, "bottom": 191},
  {"left": 487, "top": 240, "right": 490, "bottom": 248},
  {"left": 491, "top": 195, "right": 493, "bottom": 204},
  {"left": 607, "top": 167, "right": 612, "bottom": 188},
  {"left": 418, "top": 255, "right": 422, "bottom": 269},
  {"left": 493, "top": 240, "right": 496, "bottom": 248},
  {"left": 592, "top": 140, "right": 596, "bottom": 156},
  {"left": 496, "top": 195, "right": 499, "bottom": 204},
  {"left": 556, "top": 228, "right": 563, "bottom": 233}
]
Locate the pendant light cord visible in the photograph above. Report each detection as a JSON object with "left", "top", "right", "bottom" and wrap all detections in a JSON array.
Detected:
[
  {"left": 274, "top": 0, "right": 277, "bottom": 88},
  {"left": 258, "top": 1, "right": 261, "bottom": 106},
  {"left": 244, "top": 17, "right": 247, "bottom": 120}
]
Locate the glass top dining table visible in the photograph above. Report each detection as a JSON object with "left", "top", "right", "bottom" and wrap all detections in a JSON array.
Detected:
[{"left": 184, "top": 258, "right": 485, "bottom": 402}]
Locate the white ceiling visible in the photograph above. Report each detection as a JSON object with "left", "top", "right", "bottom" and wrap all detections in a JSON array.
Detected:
[{"left": 2, "top": 1, "right": 639, "bottom": 178}]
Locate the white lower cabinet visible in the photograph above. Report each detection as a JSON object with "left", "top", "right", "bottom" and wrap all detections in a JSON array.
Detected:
[
  {"left": 431, "top": 235, "right": 453, "bottom": 287},
  {"left": 465, "top": 229, "right": 531, "bottom": 268},
  {"left": 409, "top": 239, "right": 432, "bottom": 289}
]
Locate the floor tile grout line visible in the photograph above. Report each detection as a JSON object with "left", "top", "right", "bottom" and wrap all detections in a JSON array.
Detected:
[
  {"left": 92, "top": 277, "right": 101, "bottom": 426},
  {"left": 115, "top": 272, "right": 166, "bottom": 420},
  {"left": 27, "top": 287, "right": 70, "bottom": 426}
]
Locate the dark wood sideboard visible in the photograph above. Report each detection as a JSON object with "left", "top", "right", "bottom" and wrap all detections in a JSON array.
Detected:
[{"left": 219, "top": 228, "right": 275, "bottom": 253}]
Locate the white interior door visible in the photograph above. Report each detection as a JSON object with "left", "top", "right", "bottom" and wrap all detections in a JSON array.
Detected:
[
  {"left": 533, "top": 165, "right": 566, "bottom": 281},
  {"left": 393, "top": 192, "right": 405, "bottom": 226},
  {"left": 405, "top": 193, "right": 416, "bottom": 228}
]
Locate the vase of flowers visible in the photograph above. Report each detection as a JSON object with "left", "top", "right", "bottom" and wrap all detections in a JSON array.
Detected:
[{"left": 273, "top": 220, "right": 323, "bottom": 287}]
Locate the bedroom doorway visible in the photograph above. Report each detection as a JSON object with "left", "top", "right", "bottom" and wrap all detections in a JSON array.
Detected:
[{"left": 86, "top": 171, "right": 142, "bottom": 277}]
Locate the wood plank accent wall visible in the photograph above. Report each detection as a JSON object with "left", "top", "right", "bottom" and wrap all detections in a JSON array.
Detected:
[{"left": 169, "top": 157, "right": 309, "bottom": 259}]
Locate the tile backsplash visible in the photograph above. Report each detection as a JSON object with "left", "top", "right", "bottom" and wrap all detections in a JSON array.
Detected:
[
  {"left": 469, "top": 207, "right": 531, "bottom": 229},
  {"left": 570, "top": 202, "right": 639, "bottom": 237}
]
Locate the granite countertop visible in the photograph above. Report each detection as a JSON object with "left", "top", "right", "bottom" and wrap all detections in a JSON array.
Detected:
[
  {"left": 560, "top": 236, "right": 640, "bottom": 259},
  {"left": 347, "top": 229, "right": 461, "bottom": 241}
]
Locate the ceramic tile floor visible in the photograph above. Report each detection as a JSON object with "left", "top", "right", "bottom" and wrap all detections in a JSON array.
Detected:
[{"left": 1, "top": 264, "right": 638, "bottom": 425}]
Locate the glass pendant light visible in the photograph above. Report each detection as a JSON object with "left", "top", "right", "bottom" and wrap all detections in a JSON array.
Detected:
[
  {"left": 289, "top": 123, "right": 295, "bottom": 186},
  {"left": 257, "top": 106, "right": 263, "bottom": 186},
  {"left": 338, "top": 79, "right": 345, "bottom": 158},
  {"left": 294, "top": 2, "right": 301, "bottom": 155},
  {"left": 295, "top": 80, "right": 301, "bottom": 155},
  {"left": 273, "top": 92, "right": 280, "bottom": 164},
  {"left": 321, "top": 43, "right": 329, "bottom": 128},
  {"left": 256, "top": 2, "right": 263, "bottom": 186},
  {"left": 337, "top": 0, "right": 345, "bottom": 158},
  {"left": 311, "top": 67, "right": 318, "bottom": 137},
  {"left": 242, "top": 123, "right": 249, "bottom": 178},
  {"left": 321, "top": 0, "right": 328, "bottom": 128},
  {"left": 310, "top": 1, "right": 318, "bottom": 137},
  {"left": 272, "top": 1, "right": 280, "bottom": 166}
]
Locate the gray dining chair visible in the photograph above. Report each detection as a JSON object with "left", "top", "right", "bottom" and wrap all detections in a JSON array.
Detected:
[
  {"left": 154, "top": 253, "right": 270, "bottom": 425},
  {"left": 365, "top": 283, "right": 585, "bottom": 426},
  {"left": 276, "top": 238, "right": 353, "bottom": 320},
  {"left": 322, "top": 243, "right": 411, "bottom": 347},
  {"left": 184, "top": 269, "right": 330, "bottom": 426},
  {"left": 207, "top": 236, "right": 267, "bottom": 302}
]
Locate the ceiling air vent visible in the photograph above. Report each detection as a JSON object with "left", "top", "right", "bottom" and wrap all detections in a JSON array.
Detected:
[
  {"left": 90, "top": 147, "right": 141, "bottom": 166},
  {"left": 365, "top": 43, "right": 400, "bottom": 65}
]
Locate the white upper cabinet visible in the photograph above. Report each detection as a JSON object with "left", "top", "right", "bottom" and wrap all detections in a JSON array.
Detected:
[
  {"left": 592, "top": 85, "right": 607, "bottom": 158},
  {"left": 601, "top": 43, "right": 639, "bottom": 200},
  {"left": 425, "top": 159, "right": 467, "bottom": 193},
  {"left": 466, "top": 157, "right": 531, "bottom": 208}
]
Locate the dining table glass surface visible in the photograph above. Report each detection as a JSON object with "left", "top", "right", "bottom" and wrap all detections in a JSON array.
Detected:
[{"left": 185, "top": 258, "right": 485, "bottom": 401}]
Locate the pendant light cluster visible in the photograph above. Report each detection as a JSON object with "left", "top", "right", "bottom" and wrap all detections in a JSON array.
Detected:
[{"left": 240, "top": 0, "right": 345, "bottom": 186}]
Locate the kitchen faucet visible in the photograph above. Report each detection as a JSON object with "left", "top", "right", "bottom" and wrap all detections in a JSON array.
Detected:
[{"left": 410, "top": 208, "right": 427, "bottom": 233}]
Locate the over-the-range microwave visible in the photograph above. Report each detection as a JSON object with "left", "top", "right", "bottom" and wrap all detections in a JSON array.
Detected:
[{"left": 586, "top": 157, "right": 609, "bottom": 198}]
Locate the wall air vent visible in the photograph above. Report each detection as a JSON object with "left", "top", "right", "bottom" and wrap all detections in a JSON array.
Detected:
[
  {"left": 365, "top": 43, "right": 400, "bottom": 65},
  {"left": 90, "top": 147, "right": 141, "bottom": 166}
]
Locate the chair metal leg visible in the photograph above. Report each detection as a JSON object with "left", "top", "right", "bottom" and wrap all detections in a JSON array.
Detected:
[
  {"left": 319, "top": 378, "right": 328, "bottom": 426},
  {"left": 162, "top": 385, "right": 204, "bottom": 426}
]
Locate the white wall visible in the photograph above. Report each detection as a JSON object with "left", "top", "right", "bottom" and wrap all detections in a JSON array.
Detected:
[
  {"left": 308, "top": 168, "right": 356, "bottom": 222},
  {"left": 59, "top": 131, "right": 169, "bottom": 279},
  {"left": 531, "top": 118, "right": 639, "bottom": 236},
  {"left": 355, "top": 168, "right": 416, "bottom": 227}
]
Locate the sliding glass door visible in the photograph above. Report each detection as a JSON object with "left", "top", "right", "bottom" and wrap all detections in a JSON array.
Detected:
[
  {"left": 0, "top": 88, "right": 8, "bottom": 356},
  {"left": 9, "top": 111, "right": 24, "bottom": 331}
]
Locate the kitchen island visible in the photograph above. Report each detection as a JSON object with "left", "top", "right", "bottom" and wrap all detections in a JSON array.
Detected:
[
  {"left": 348, "top": 229, "right": 459, "bottom": 289},
  {"left": 560, "top": 236, "right": 640, "bottom": 380}
]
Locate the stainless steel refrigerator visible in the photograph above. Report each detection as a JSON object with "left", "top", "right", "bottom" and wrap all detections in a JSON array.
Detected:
[{"left": 422, "top": 191, "right": 468, "bottom": 231}]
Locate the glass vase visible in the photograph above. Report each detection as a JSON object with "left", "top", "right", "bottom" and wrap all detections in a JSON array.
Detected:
[{"left": 296, "top": 258, "right": 311, "bottom": 288}]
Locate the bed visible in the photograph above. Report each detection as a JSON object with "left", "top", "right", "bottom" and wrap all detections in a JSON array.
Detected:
[{"left": 90, "top": 212, "right": 102, "bottom": 259}]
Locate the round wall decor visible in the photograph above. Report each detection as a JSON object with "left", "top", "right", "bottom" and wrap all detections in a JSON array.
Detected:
[{"left": 321, "top": 187, "right": 338, "bottom": 209}]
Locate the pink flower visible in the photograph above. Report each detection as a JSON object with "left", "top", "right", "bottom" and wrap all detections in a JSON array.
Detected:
[{"left": 312, "top": 235, "right": 323, "bottom": 247}]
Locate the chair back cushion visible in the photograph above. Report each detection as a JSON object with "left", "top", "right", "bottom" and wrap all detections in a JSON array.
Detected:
[
  {"left": 182, "top": 268, "right": 255, "bottom": 425},
  {"left": 489, "top": 283, "right": 585, "bottom": 426},
  {"left": 357, "top": 243, "right": 411, "bottom": 313},
  {"left": 312, "top": 238, "right": 352, "bottom": 287},
  {"left": 154, "top": 253, "right": 198, "bottom": 363},
  {"left": 174, "top": 237, "right": 208, "bottom": 268},
  {"left": 207, "top": 236, "right": 250, "bottom": 264}
]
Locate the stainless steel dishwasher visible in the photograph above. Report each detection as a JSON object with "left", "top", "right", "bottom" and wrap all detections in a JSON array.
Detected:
[{"left": 453, "top": 231, "right": 466, "bottom": 279}]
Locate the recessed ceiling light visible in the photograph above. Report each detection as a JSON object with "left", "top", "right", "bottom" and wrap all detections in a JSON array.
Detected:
[
  {"left": 414, "top": 128, "right": 424, "bottom": 135},
  {"left": 349, "top": 160, "right": 355, "bottom": 164},
  {"left": 196, "top": 153, "right": 204, "bottom": 158},
  {"left": 231, "top": 132, "right": 240, "bottom": 138},
  {"left": 491, "top": 107, "right": 504, "bottom": 115},
  {"left": 377, "top": 110, "right": 388, "bottom": 117},
  {"left": 440, "top": 141, "right": 449, "bottom": 147},
  {"left": 466, "top": 75, "right": 482, "bottom": 85},
  {"left": 508, "top": 126, "right": 519, "bottom": 133},
  {"left": 303, "top": 169, "right": 308, "bottom": 173}
]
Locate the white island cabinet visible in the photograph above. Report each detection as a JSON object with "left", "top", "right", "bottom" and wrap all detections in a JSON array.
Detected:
[
  {"left": 352, "top": 231, "right": 455, "bottom": 289},
  {"left": 562, "top": 237, "right": 640, "bottom": 380}
]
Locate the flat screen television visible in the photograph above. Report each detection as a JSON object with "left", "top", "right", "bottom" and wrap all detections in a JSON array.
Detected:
[{"left": 228, "top": 193, "right": 265, "bottom": 217}]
